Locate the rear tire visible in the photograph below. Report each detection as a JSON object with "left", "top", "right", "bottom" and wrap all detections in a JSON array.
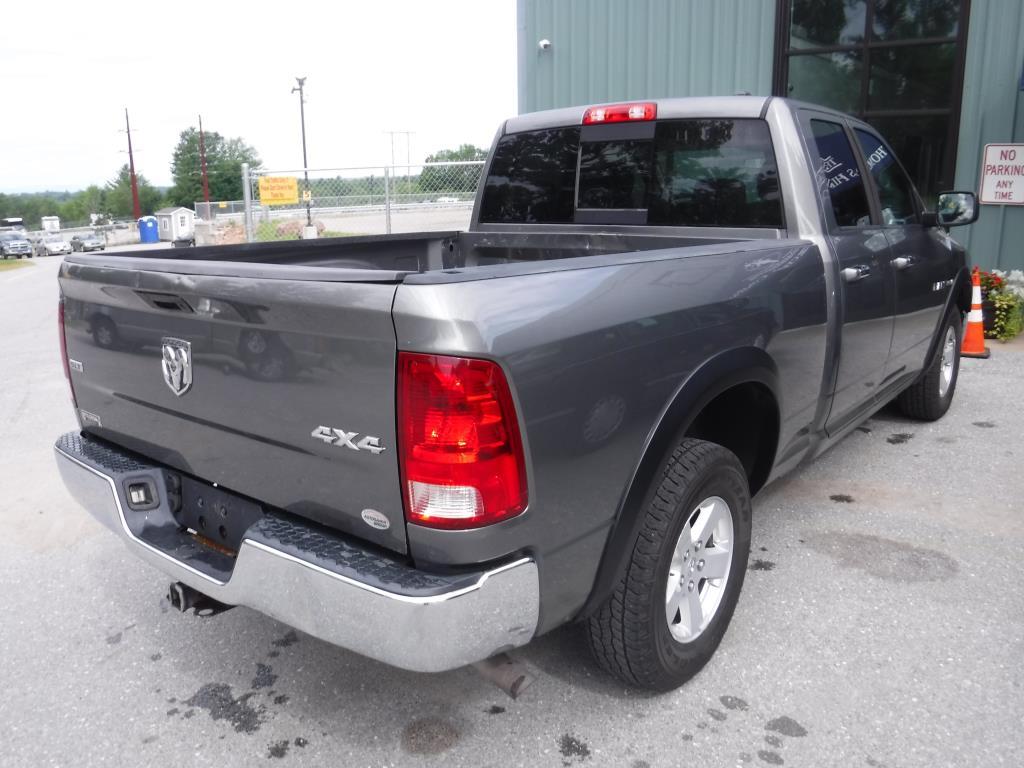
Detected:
[
  {"left": 896, "top": 311, "right": 961, "bottom": 421},
  {"left": 587, "top": 438, "right": 751, "bottom": 690}
]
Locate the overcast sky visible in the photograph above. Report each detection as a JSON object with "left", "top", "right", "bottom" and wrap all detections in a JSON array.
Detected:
[{"left": 0, "top": 1, "right": 517, "bottom": 193}]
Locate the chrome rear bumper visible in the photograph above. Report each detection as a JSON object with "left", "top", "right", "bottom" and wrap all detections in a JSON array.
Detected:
[{"left": 55, "top": 432, "right": 538, "bottom": 672}]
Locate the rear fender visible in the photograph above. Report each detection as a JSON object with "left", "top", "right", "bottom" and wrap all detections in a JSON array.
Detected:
[{"left": 577, "top": 347, "right": 779, "bottom": 619}]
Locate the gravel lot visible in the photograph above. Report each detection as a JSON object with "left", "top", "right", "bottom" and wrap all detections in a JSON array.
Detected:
[{"left": 2, "top": 256, "right": 1022, "bottom": 767}]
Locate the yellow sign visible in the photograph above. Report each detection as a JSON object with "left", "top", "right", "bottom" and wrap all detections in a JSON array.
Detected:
[
  {"left": 302, "top": 190, "right": 312, "bottom": 202},
  {"left": 217, "top": 201, "right": 228, "bottom": 209},
  {"left": 258, "top": 176, "right": 299, "bottom": 206}
]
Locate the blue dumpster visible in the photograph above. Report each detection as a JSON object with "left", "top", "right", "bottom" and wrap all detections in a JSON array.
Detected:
[{"left": 138, "top": 216, "right": 159, "bottom": 244}]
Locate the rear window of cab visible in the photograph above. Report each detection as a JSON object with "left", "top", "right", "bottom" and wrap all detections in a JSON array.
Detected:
[{"left": 479, "top": 118, "right": 783, "bottom": 228}]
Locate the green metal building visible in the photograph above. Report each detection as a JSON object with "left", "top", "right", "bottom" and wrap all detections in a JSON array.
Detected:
[{"left": 517, "top": 0, "right": 1024, "bottom": 270}]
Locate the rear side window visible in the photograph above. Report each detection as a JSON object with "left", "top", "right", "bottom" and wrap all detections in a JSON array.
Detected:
[
  {"left": 854, "top": 129, "right": 919, "bottom": 225},
  {"left": 479, "top": 119, "right": 783, "bottom": 228},
  {"left": 478, "top": 127, "right": 581, "bottom": 223},
  {"left": 809, "top": 120, "right": 872, "bottom": 227}
]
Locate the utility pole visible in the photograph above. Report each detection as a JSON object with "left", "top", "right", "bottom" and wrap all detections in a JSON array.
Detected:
[
  {"left": 198, "top": 114, "right": 210, "bottom": 204},
  {"left": 291, "top": 77, "right": 312, "bottom": 227},
  {"left": 384, "top": 130, "right": 414, "bottom": 167},
  {"left": 124, "top": 108, "right": 141, "bottom": 220},
  {"left": 384, "top": 130, "right": 414, "bottom": 194}
]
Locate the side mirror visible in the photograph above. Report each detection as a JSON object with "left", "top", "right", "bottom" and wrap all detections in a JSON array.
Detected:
[{"left": 926, "top": 191, "right": 979, "bottom": 227}]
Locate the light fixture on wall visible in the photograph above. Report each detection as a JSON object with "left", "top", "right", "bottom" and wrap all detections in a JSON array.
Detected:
[{"left": 538, "top": 39, "right": 551, "bottom": 50}]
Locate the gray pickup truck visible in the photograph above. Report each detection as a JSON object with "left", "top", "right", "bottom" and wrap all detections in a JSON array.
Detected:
[{"left": 54, "top": 97, "right": 978, "bottom": 691}]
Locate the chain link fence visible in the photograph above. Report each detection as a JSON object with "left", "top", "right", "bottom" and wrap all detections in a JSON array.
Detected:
[
  {"left": 197, "top": 161, "right": 484, "bottom": 244},
  {"left": 194, "top": 200, "right": 249, "bottom": 222}
]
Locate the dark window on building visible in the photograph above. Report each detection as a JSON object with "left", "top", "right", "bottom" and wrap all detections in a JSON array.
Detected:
[
  {"left": 810, "top": 120, "right": 872, "bottom": 227},
  {"left": 774, "top": 0, "right": 970, "bottom": 205},
  {"left": 481, "top": 119, "right": 784, "bottom": 228}
]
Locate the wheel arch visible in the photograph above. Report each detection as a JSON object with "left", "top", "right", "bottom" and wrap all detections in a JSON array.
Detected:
[
  {"left": 578, "top": 346, "right": 780, "bottom": 619},
  {"left": 917, "top": 265, "right": 971, "bottom": 382}
]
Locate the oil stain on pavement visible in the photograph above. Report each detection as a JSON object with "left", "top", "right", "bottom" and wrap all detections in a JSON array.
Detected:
[
  {"left": 267, "top": 740, "right": 290, "bottom": 758},
  {"left": 804, "top": 532, "right": 958, "bottom": 582},
  {"left": 766, "top": 716, "right": 808, "bottom": 738},
  {"left": 720, "top": 695, "right": 749, "bottom": 711},
  {"left": 401, "top": 717, "right": 460, "bottom": 755},
  {"left": 558, "top": 733, "right": 591, "bottom": 763},
  {"left": 886, "top": 433, "right": 914, "bottom": 445},
  {"left": 251, "top": 663, "right": 277, "bottom": 690},
  {"left": 271, "top": 630, "right": 299, "bottom": 647},
  {"left": 185, "top": 683, "right": 265, "bottom": 734}
]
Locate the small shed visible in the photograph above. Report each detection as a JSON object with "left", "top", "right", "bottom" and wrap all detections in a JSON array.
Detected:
[{"left": 154, "top": 207, "right": 196, "bottom": 242}]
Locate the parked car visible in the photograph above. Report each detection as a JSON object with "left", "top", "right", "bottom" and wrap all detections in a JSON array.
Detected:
[
  {"left": 0, "top": 231, "right": 33, "bottom": 259},
  {"left": 54, "top": 97, "right": 976, "bottom": 691},
  {"left": 36, "top": 235, "right": 72, "bottom": 257},
  {"left": 70, "top": 233, "right": 105, "bottom": 252}
]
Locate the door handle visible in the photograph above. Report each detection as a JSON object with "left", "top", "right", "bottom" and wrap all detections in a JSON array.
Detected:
[
  {"left": 892, "top": 256, "right": 913, "bottom": 270},
  {"left": 842, "top": 265, "right": 871, "bottom": 283}
]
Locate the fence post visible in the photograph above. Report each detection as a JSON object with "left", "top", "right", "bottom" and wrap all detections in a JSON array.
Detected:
[
  {"left": 241, "top": 162, "right": 254, "bottom": 243},
  {"left": 383, "top": 166, "right": 392, "bottom": 234}
]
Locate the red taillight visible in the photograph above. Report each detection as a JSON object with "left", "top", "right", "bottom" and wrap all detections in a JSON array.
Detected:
[
  {"left": 398, "top": 352, "right": 528, "bottom": 530},
  {"left": 582, "top": 102, "right": 657, "bottom": 125},
  {"left": 58, "top": 297, "right": 78, "bottom": 407}
]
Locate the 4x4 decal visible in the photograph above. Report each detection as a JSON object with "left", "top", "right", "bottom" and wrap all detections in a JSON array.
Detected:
[{"left": 311, "top": 426, "right": 386, "bottom": 455}]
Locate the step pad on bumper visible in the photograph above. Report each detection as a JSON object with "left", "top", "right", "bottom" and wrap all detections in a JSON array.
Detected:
[{"left": 54, "top": 431, "right": 539, "bottom": 671}]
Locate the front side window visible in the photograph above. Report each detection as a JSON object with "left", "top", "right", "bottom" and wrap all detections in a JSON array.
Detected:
[
  {"left": 855, "top": 129, "right": 918, "bottom": 225},
  {"left": 809, "top": 119, "right": 871, "bottom": 227}
]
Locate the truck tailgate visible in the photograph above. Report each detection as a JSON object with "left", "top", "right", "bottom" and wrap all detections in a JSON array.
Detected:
[{"left": 59, "top": 259, "right": 408, "bottom": 554}]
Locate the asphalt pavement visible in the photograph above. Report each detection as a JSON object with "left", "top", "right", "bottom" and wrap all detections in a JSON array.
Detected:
[{"left": 1, "top": 256, "right": 1022, "bottom": 767}]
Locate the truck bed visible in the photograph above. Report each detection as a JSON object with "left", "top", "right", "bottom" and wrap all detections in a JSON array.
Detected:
[{"left": 76, "top": 230, "right": 759, "bottom": 278}]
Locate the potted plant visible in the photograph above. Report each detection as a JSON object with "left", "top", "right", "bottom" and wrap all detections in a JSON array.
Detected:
[
  {"left": 978, "top": 269, "right": 1004, "bottom": 334},
  {"left": 981, "top": 269, "right": 1024, "bottom": 341}
]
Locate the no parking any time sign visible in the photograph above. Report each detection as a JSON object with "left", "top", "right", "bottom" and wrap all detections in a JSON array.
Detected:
[{"left": 979, "top": 144, "right": 1024, "bottom": 205}]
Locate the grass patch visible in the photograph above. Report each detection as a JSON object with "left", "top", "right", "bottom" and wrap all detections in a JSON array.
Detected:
[
  {"left": 0, "top": 259, "right": 33, "bottom": 272},
  {"left": 254, "top": 221, "right": 356, "bottom": 242},
  {"left": 254, "top": 221, "right": 280, "bottom": 242}
]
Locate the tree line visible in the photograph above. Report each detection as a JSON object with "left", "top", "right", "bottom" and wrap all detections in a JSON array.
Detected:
[
  {"left": 0, "top": 127, "right": 262, "bottom": 229},
  {"left": 0, "top": 132, "right": 486, "bottom": 229},
  {"left": 297, "top": 144, "right": 487, "bottom": 201}
]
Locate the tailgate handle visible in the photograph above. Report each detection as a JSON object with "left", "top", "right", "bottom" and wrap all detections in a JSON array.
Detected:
[{"left": 137, "top": 292, "right": 194, "bottom": 313}]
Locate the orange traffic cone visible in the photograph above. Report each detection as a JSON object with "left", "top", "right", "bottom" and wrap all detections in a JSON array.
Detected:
[{"left": 961, "top": 266, "right": 990, "bottom": 359}]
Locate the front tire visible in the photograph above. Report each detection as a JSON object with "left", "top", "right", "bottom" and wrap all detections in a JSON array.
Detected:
[
  {"left": 587, "top": 438, "right": 752, "bottom": 690},
  {"left": 896, "top": 311, "right": 962, "bottom": 421}
]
